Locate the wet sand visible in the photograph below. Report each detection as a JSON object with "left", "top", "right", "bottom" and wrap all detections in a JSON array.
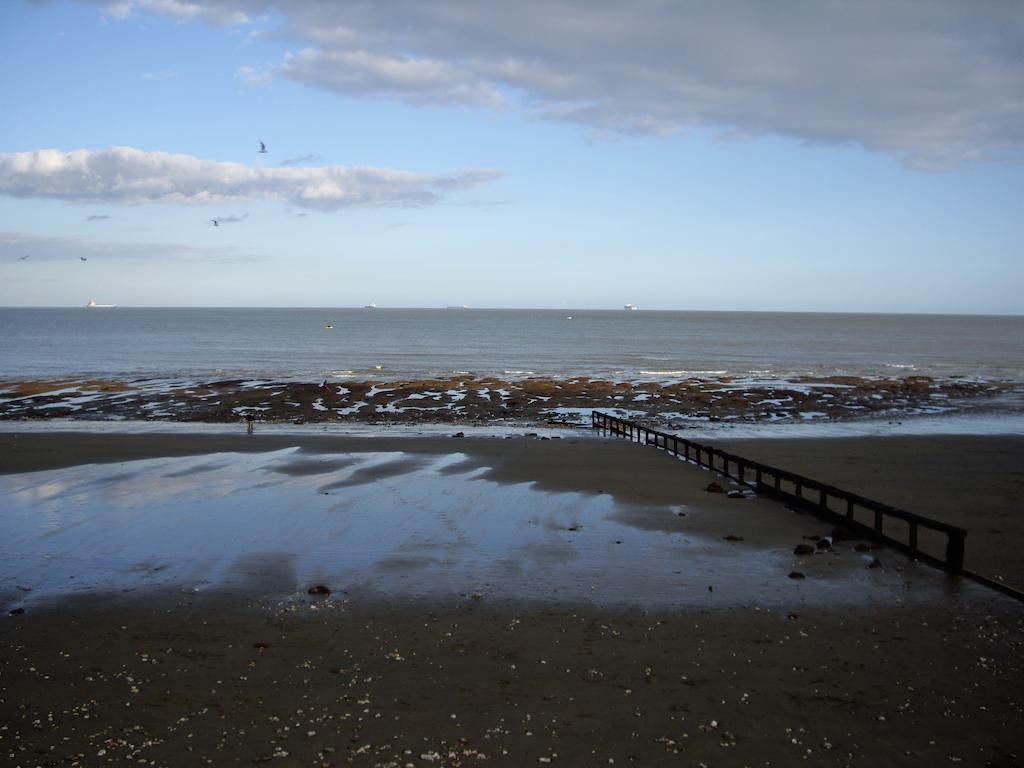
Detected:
[
  {"left": 716, "top": 435, "right": 1024, "bottom": 588},
  {"left": 1, "top": 432, "right": 1022, "bottom": 765}
]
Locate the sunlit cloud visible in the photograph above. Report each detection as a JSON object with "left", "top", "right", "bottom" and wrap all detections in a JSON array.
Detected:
[
  {"left": 0, "top": 147, "right": 501, "bottom": 211},
  {"left": 97, "top": 0, "right": 250, "bottom": 25}
]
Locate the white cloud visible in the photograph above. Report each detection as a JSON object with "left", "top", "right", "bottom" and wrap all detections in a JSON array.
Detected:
[
  {"left": 0, "top": 147, "right": 500, "bottom": 211},
  {"left": 97, "top": 0, "right": 250, "bottom": 24},
  {"left": 84, "top": 0, "right": 1024, "bottom": 166},
  {"left": 279, "top": 48, "right": 505, "bottom": 108}
]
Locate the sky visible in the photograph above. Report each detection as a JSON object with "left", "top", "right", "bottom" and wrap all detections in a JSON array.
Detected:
[{"left": 0, "top": 0, "right": 1021, "bottom": 313}]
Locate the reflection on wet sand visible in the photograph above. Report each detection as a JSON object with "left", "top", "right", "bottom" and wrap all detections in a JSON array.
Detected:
[{"left": 0, "top": 441, "right": 961, "bottom": 612}]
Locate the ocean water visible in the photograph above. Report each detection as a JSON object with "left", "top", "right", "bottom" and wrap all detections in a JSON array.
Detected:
[{"left": 1, "top": 307, "right": 1022, "bottom": 385}]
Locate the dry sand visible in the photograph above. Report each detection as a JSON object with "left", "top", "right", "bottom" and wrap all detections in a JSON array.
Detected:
[{"left": 1, "top": 431, "right": 1022, "bottom": 766}]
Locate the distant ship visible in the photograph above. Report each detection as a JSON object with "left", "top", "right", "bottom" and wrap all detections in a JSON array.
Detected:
[
  {"left": 624, "top": 303, "right": 638, "bottom": 311},
  {"left": 445, "top": 305, "right": 469, "bottom": 309},
  {"left": 364, "top": 303, "right": 377, "bottom": 309},
  {"left": 86, "top": 300, "right": 115, "bottom": 308}
]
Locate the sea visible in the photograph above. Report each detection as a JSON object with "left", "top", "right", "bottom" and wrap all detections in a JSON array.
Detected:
[{"left": 2, "top": 307, "right": 1022, "bottom": 385}]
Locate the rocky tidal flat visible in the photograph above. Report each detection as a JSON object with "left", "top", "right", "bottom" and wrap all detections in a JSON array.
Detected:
[{"left": 0, "top": 374, "right": 1011, "bottom": 427}]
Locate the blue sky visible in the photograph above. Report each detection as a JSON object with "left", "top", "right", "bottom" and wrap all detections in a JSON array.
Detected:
[{"left": 1, "top": 0, "right": 1021, "bottom": 312}]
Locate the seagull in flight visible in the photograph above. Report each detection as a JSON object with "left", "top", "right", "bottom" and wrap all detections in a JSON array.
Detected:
[
  {"left": 211, "top": 219, "right": 220, "bottom": 227},
  {"left": 80, "top": 256, "right": 88, "bottom": 262},
  {"left": 258, "top": 141, "right": 268, "bottom": 154},
  {"left": 18, "top": 254, "right": 30, "bottom": 261}
]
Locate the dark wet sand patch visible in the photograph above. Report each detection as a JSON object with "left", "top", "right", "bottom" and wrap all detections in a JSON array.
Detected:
[
  {"left": 375, "top": 555, "right": 441, "bottom": 572},
  {"left": 318, "top": 455, "right": 434, "bottom": 490},
  {"left": 0, "top": 588, "right": 1020, "bottom": 767},
  {"left": 163, "top": 459, "right": 230, "bottom": 477},
  {"left": 269, "top": 455, "right": 362, "bottom": 476}
]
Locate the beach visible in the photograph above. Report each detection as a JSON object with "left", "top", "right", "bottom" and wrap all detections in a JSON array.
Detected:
[
  {"left": 715, "top": 435, "right": 1024, "bottom": 588},
  {"left": 2, "top": 430, "right": 1022, "bottom": 766},
  {"left": 5, "top": 0, "right": 1024, "bottom": 762}
]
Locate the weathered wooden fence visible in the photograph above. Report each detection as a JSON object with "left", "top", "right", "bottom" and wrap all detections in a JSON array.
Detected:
[{"left": 592, "top": 410, "right": 967, "bottom": 573}]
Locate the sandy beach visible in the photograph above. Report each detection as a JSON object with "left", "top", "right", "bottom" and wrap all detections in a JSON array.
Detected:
[
  {"left": 6, "top": 0, "right": 1024, "bottom": 762},
  {"left": 715, "top": 435, "right": 1024, "bottom": 588},
  {"left": 1, "top": 430, "right": 1022, "bottom": 766}
]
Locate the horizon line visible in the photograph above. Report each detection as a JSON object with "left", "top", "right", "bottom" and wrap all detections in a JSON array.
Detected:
[{"left": 2, "top": 305, "right": 1022, "bottom": 318}]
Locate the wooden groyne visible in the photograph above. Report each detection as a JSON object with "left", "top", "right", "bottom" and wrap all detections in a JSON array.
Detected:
[{"left": 592, "top": 411, "right": 1024, "bottom": 602}]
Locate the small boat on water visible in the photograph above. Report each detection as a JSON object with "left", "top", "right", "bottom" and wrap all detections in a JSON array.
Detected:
[
  {"left": 364, "top": 303, "right": 377, "bottom": 309},
  {"left": 86, "top": 300, "right": 115, "bottom": 308},
  {"left": 624, "top": 303, "right": 638, "bottom": 311}
]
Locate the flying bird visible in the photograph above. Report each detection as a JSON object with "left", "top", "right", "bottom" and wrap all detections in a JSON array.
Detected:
[
  {"left": 18, "top": 254, "right": 30, "bottom": 261},
  {"left": 80, "top": 256, "right": 88, "bottom": 262},
  {"left": 211, "top": 219, "right": 220, "bottom": 227},
  {"left": 258, "top": 141, "right": 268, "bottom": 154}
]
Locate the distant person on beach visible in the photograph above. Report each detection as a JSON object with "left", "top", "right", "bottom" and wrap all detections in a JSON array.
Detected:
[{"left": 246, "top": 413, "right": 255, "bottom": 435}]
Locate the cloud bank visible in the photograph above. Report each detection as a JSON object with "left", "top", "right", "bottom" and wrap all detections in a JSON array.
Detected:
[
  {"left": 90, "top": 0, "right": 1024, "bottom": 167},
  {"left": 0, "top": 147, "right": 499, "bottom": 210}
]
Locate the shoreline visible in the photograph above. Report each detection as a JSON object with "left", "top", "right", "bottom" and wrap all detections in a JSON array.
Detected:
[
  {"left": 0, "top": 373, "right": 1016, "bottom": 428},
  {"left": 2, "top": 429, "right": 1022, "bottom": 765},
  {"left": 3, "top": 429, "right": 1023, "bottom": 592}
]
